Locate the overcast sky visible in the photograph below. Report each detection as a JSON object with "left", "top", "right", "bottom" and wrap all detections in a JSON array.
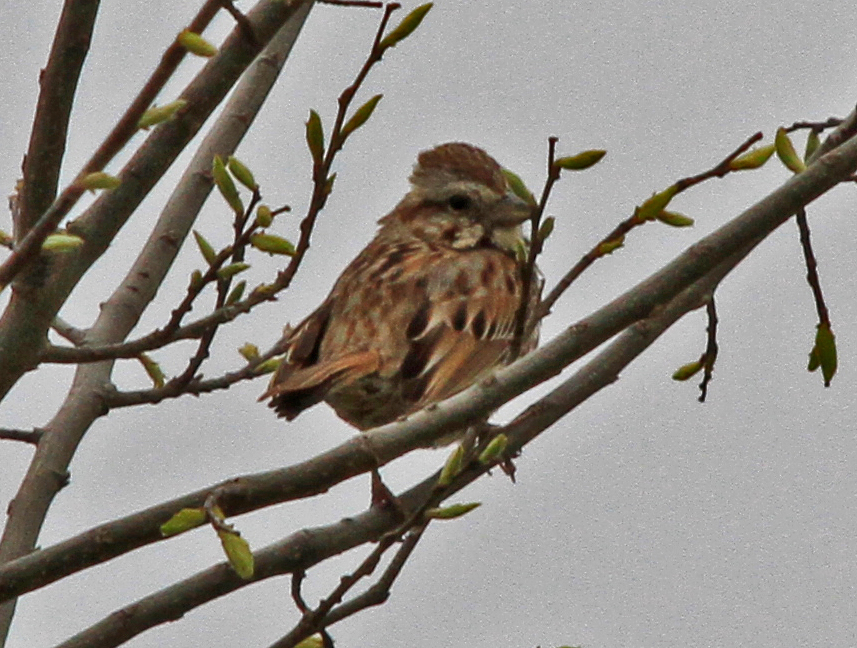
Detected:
[{"left": 1, "top": 1, "right": 856, "bottom": 647}]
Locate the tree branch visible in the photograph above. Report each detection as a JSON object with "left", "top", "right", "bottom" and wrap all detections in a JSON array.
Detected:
[
  {"left": 15, "top": 0, "right": 100, "bottom": 239},
  {"left": 46, "top": 234, "right": 737, "bottom": 648},
  {"left": 3, "top": 0, "right": 223, "bottom": 286},
  {"left": 0, "top": 0, "right": 312, "bottom": 404},
  {"left": 0, "top": 3, "right": 315, "bottom": 642},
  {"left": 3, "top": 129, "right": 856, "bottom": 613},
  {"left": 537, "top": 131, "right": 763, "bottom": 319}
]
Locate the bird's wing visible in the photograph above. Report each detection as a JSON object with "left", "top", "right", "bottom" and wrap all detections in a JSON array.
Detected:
[
  {"left": 397, "top": 248, "right": 524, "bottom": 411},
  {"left": 262, "top": 240, "right": 528, "bottom": 426},
  {"left": 260, "top": 297, "right": 381, "bottom": 420}
]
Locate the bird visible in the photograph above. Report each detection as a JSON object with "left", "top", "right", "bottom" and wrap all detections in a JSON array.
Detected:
[{"left": 261, "top": 142, "right": 539, "bottom": 438}]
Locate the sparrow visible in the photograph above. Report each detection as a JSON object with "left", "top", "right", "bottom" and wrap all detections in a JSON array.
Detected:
[{"left": 261, "top": 142, "right": 539, "bottom": 435}]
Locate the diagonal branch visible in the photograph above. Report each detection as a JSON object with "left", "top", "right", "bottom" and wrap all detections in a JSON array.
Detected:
[
  {"left": 15, "top": 0, "right": 100, "bottom": 239},
  {"left": 538, "top": 131, "right": 763, "bottom": 319},
  {"left": 4, "top": 0, "right": 223, "bottom": 285},
  {"left": 48, "top": 238, "right": 737, "bottom": 648},
  {"left": 0, "top": 0, "right": 313, "bottom": 404},
  {"left": 3, "top": 128, "right": 856, "bottom": 612},
  {"left": 0, "top": 3, "right": 315, "bottom": 642}
]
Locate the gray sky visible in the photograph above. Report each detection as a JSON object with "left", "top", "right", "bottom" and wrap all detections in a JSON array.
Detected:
[{"left": 1, "top": 1, "right": 856, "bottom": 647}]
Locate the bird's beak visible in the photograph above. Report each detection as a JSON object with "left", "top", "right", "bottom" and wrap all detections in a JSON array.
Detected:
[{"left": 491, "top": 190, "right": 534, "bottom": 227}]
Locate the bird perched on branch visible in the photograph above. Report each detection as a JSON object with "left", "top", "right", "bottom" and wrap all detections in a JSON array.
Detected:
[{"left": 261, "top": 142, "right": 539, "bottom": 437}]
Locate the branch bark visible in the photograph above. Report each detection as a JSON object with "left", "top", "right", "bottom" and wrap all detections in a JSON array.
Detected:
[
  {"left": 0, "top": 3, "right": 314, "bottom": 643},
  {"left": 16, "top": 0, "right": 100, "bottom": 238},
  {"left": 2, "top": 129, "right": 855, "bottom": 635}
]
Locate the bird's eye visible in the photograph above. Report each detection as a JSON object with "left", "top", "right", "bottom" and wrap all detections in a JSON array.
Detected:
[{"left": 447, "top": 194, "right": 472, "bottom": 211}]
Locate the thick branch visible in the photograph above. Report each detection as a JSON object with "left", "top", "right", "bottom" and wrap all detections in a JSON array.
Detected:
[
  {"left": 4, "top": 0, "right": 222, "bottom": 285},
  {"left": 48, "top": 247, "right": 735, "bottom": 648},
  {"left": 3, "top": 130, "right": 856, "bottom": 610},
  {"left": 0, "top": 0, "right": 312, "bottom": 402},
  {"left": 16, "top": 0, "right": 100, "bottom": 238},
  {"left": 0, "top": 2, "right": 314, "bottom": 642}
]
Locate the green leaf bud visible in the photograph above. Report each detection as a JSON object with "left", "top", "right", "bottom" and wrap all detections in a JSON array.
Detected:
[
  {"left": 193, "top": 230, "right": 217, "bottom": 265},
  {"left": 79, "top": 172, "right": 121, "bottom": 192},
  {"left": 323, "top": 172, "right": 336, "bottom": 197},
  {"left": 190, "top": 269, "right": 204, "bottom": 290},
  {"left": 238, "top": 343, "right": 260, "bottom": 361},
  {"left": 804, "top": 130, "right": 821, "bottom": 162},
  {"left": 305, "top": 110, "right": 325, "bottom": 165},
  {"left": 775, "top": 127, "right": 806, "bottom": 174},
  {"left": 437, "top": 444, "right": 464, "bottom": 486},
  {"left": 553, "top": 149, "right": 607, "bottom": 171},
  {"left": 502, "top": 169, "right": 536, "bottom": 205},
  {"left": 250, "top": 233, "right": 296, "bottom": 256},
  {"left": 294, "top": 635, "right": 324, "bottom": 648},
  {"left": 227, "top": 156, "right": 258, "bottom": 191},
  {"left": 538, "top": 216, "right": 555, "bottom": 243},
  {"left": 139, "top": 353, "right": 165, "bottom": 388},
  {"left": 425, "top": 502, "right": 481, "bottom": 520},
  {"left": 478, "top": 433, "right": 509, "bottom": 465},
  {"left": 217, "top": 529, "right": 254, "bottom": 579},
  {"left": 672, "top": 360, "right": 703, "bottom": 381},
  {"left": 341, "top": 94, "right": 383, "bottom": 140},
  {"left": 809, "top": 323, "right": 837, "bottom": 386},
  {"left": 379, "top": 3, "right": 433, "bottom": 50},
  {"left": 597, "top": 235, "right": 624, "bottom": 255},
  {"left": 636, "top": 185, "right": 679, "bottom": 222},
  {"left": 160, "top": 508, "right": 207, "bottom": 537},
  {"left": 137, "top": 99, "right": 188, "bottom": 130},
  {"left": 217, "top": 262, "right": 250, "bottom": 280},
  {"left": 226, "top": 280, "right": 246, "bottom": 305},
  {"left": 41, "top": 233, "right": 84, "bottom": 251},
  {"left": 728, "top": 144, "right": 776, "bottom": 170},
  {"left": 656, "top": 210, "right": 694, "bottom": 227},
  {"left": 256, "top": 204, "right": 273, "bottom": 228},
  {"left": 177, "top": 30, "right": 218, "bottom": 57},
  {"left": 253, "top": 357, "right": 282, "bottom": 375},
  {"left": 212, "top": 155, "right": 244, "bottom": 216}
]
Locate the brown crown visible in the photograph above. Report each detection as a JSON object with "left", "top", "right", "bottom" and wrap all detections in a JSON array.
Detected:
[{"left": 412, "top": 142, "right": 508, "bottom": 194}]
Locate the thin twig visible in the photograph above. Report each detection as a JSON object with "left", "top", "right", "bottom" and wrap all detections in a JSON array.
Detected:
[
  {"left": 1, "top": 0, "right": 223, "bottom": 288},
  {"left": 698, "top": 297, "right": 718, "bottom": 403},
  {"left": 273, "top": 524, "right": 427, "bottom": 648},
  {"left": 290, "top": 571, "right": 309, "bottom": 613},
  {"left": 218, "top": 0, "right": 258, "bottom": 44},
  {"left": 511, "top": 137, "right": 558, "bottom": 359},
  {"left": 537, "top": 131, "right": 763, "bottom": 318},
  {"left": 795, "top": 209, "right": 830, "bottom": 326},
  {"left": 50, "top": 316, "right": 86, "bottom": 346},
  {"left": 785, "top": 117, "right": 843, "bottom": 134},
  {"left": 104, "top": 341, "right": 281, "bottom": 408},
  {"left": 0, "top": 429, "right": 43, "bottom": 445}
]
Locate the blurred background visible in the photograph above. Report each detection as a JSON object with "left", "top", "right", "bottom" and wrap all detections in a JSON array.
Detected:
[{"left": 1, "top": 1, "right": 855, "bottom": 646}]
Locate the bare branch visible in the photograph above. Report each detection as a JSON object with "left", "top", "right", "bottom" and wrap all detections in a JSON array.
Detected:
[
  {"left": 0, "top": 429, "right": 42, "bottom": 445},
  {"left": 698, "top": 297, "right": 719, "bottom": 403},
  {"left": 50, "top": 316, "right": 86, "bottom": 346},
  {"left": 15, "top": 0, "right": 99, "bottom": 239},
  {"left": 272, "top": 525, "right": 427, "bottom": 648},
  {"left": 796, "top": 209, "right": 831, "bottom": 327},
  {"left": 2, "top": 0, "right": 222, "bottom": 286}
]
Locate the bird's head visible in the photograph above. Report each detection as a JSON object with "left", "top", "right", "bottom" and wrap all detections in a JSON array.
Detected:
[{"left": 382, "top": 142, "right": 533, "bottom": 254}]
